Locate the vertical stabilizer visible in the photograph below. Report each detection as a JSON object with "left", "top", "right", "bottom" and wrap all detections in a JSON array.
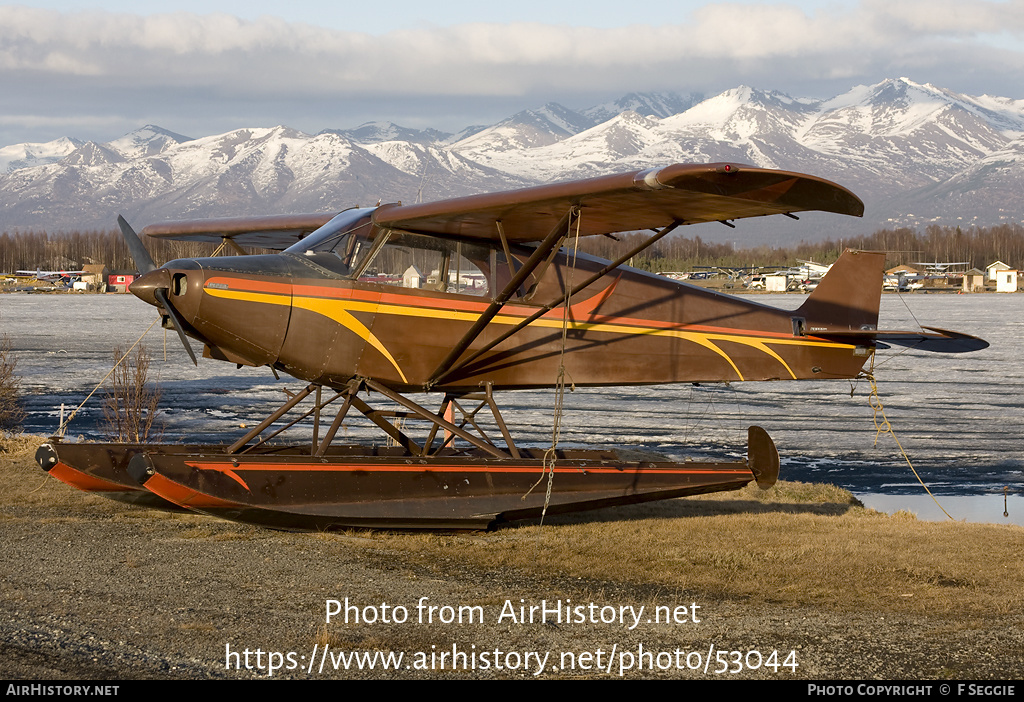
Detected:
[{"left": 795, "top": 250, "right": 884, "bottom": 332}]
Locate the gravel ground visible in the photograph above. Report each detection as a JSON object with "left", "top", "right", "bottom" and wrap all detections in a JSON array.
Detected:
[{"left": 2, "top": 437, "right": 1022, "bottom": 681}]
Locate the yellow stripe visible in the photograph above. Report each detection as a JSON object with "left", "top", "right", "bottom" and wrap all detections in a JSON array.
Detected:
[
  {"left": 206, "top": 287, "right": 854, "bottom": 382},
  {"left": 292, "top": 298, "right": 408, "bottom": 383},
  {"left": 204, "top": 288, "right": 409, "bottom": 383}
]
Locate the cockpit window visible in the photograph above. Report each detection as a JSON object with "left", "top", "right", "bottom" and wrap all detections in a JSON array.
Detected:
[
  {"left": 286, "top": 210, "right": 530, "bottom": 298},
  {"left": 285, "top": 207, "right": 376, "bottom": 275},
  {"left": 357, "top": 230, "right": 492, "bottom": 296}
]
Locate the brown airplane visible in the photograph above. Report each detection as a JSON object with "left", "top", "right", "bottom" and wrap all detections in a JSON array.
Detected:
[{"left": 36, "top": 163, "right": 987, "bottom": 530}]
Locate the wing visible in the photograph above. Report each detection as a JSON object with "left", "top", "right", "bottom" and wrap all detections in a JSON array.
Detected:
[
  {"left": 142, "top": 212, "right": 338, "bottom": 250},
  {"left": 372, "top": 163, "right": 864, "bottom": 241}
]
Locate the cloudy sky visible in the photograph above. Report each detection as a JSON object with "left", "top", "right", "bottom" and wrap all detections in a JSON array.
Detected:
[{"left": 2, "top": 0, "right": 1024, "bottom": 145}]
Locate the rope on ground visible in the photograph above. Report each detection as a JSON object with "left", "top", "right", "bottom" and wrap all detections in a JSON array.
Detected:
[
  {"left": 57, "top": 316, "right": 160, "bottom": 437},
  {"left": 860, "top": 355, "right": 955, "bottom": 521}
]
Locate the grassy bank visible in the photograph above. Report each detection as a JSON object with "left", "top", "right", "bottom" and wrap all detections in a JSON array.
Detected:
[
  {"left": 5, "top": 434, "right": 1024, "bottom": 679},
  {"left": 357, "top": 481, "right": 1024, "bottom": 618},
  {"left": 5, "top": 434, "right": 1022, "bottom": 621}
]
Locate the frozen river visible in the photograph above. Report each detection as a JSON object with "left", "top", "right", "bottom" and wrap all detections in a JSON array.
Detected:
[{"left": 2, "top": 290, "right": 1022, "bottom": 524}]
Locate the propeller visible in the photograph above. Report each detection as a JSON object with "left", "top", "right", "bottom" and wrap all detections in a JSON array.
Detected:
[
  {"left": 118, "top": 215, "right": 198, "bottom": 366},
  {"left": 154, "top": 287, "right": 198, "bottom": 366},
  {"left": 117, "top": 215, "right": 156, "bottom": 274}
]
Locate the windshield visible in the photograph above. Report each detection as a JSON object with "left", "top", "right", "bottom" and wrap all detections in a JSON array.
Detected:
[
  {"left": 285, "top": 207, "right": 376, "bottom": 254},
  {"left": 284, "top": 207, "right": 377, "bottom": 276}
]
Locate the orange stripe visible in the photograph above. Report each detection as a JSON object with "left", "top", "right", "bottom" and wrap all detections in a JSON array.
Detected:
[
  {"left": 204, "top": 275, "right": 803, "bottom": 341},
  {"left": 142, "top": 472, "right": 243, "bottom": 509},
  {"left": 187, "top": 461, "right": 751, "bottom": 477},
  {"left": 48, "top": 462, "right": 137, "bottom": 493},
  {"left": 206, "top": 278, "right": 292, "bottom": 295}
]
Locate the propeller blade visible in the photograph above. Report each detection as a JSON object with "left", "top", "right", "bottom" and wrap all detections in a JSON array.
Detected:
[
  {"left": 117, "top": 215, "right": 156, "bottom": 275},
  {"left": 119, "top": 215, "right": 195, "bottom": 365},
  {"left": 154, "top": 287, "right": 198, "bottom": 366}
]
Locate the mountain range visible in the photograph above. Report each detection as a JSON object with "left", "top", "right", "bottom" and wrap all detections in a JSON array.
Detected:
[{"left": 1, "top": 78, "right": 1022, "bottom": 243}]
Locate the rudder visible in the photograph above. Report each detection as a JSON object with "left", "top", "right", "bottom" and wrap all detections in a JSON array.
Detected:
[{"left": 795, "top": 250, "right": 884, "bottom": 332}]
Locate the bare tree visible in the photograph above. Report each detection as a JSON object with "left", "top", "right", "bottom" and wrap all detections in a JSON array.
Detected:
[
  {"left": 0, "top": 331, "right": 24, "bottom": 435},
  {"left": 102, "top": 345, "right": 162, "bottom": 443}
]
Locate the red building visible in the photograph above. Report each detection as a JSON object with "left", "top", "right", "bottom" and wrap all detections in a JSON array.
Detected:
[{"left": 106, "top": 270, "right": 138, "bottom": 293}]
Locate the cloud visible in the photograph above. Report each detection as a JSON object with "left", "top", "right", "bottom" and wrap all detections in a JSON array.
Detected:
[
  {"left": 1, "top": 2, "right": 1022, "bottom": 143},
  {"left": 863, "top": 0, "right": 1024, "bottom": 36}
]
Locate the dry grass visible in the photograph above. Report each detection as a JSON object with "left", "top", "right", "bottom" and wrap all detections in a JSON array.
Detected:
[
  {"left": 0, "top": 433, "right": 45, "bottom": 456},
  {"left": 0, "top": 435, "right": 105, "bottom": 510},
  {"left": 4, "top": 435, "right": 1022, "bottom": 622},
  {"left": 353, "top": 481, "right": 1024, "bottom": 618}
]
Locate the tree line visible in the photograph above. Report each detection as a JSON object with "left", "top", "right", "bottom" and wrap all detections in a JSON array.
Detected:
[
  {"left": 0, "top": 230, "right": 219, "bottom": 273},
  {"left": 2, "top": 223, "right": 1023, "bottom": 274},
  {"left": 579, "top": 223, "right": 1024, "bottom": 273}
]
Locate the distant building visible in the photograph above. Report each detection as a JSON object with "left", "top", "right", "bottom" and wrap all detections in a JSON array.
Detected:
[
  {"left": 79, "top": 264, "right": 109, "bottom": 292},
  {"left": 986, "top": 261, "right": 1012, "bottom": 282},
  {"left": 107, "top": 270, "right": 138, "bottom": 293},
  {"left": 402, "top": 265, "right": 424, "bottom": 289},
  {"left": 995, "top": 269, "right": 1019, "bottom": 293},
  {"left": 961, "top": 268, "right": 985, "bottom": 293}
]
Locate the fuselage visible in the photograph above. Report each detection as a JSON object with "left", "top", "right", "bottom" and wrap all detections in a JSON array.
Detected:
[{"left": 130, "top": 209, "right": 878, "bottom": 393}]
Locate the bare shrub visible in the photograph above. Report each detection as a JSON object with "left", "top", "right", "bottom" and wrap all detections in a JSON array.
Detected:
[
  {"left": 0, "top": 332, "right": 24, "bottom": 436},
  {"left": 102, "top": 344, "right": 162, "bottom": 442}
]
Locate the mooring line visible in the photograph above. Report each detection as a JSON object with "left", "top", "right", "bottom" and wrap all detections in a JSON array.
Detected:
[
  {"left": 860, "top": 356, "right": 955, "bottom": 521},
  {"left": 58, "top": 316, "right": 160, "bottom": 436},
  {"left": 523, "top": 208, "right": 582, "bottom": 523},
  {"left": 893, "top": 287, "right": 924, "bottom": 330}
]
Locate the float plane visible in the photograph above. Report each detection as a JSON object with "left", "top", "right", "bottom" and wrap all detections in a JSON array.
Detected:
[{"left": 37, "top": 163, "right": 987, "bottom": 530}]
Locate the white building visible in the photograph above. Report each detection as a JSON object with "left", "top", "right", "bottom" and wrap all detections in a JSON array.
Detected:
[
  {"left": 995, "top": 269, "right": 1019, "bottom": 293},
  {"left": 986, "top": 260, "right": 1012, "bottom": 281},
  {"left": 402, "top": 265, "right": 425, "bottom": 289}
]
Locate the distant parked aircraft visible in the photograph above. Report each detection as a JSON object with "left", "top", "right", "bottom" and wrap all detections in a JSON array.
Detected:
[{"left": 15, "top": 268, "right": 84, "bottom": 284}]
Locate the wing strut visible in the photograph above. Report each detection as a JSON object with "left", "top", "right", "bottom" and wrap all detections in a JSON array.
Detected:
[
  {"left": 431, "top": 219, "right": 684, "bottom": 387},
  {"left": 223, "top": 237, "right": 248, "bottom": 256},
  {"left": 425, "top": 207, "right": 579, "bottom": 388},
  {"left": 363, "top": 379, "right": 509, "bottom": 458},
  {"left": 495, "top": 221, "right": 517, "bottom": 279}
]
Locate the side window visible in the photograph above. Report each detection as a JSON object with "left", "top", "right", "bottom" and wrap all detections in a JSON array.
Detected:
[{"left": 359, "top": 231, "right": 491, "bottom": 297}]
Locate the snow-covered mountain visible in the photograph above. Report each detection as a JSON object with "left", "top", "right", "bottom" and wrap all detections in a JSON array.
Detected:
[
  {"left": 582, "top": 91, "right": 705, "bottom": 124},
  {"left": 320, "top": 122, "right": 452, "bottom": 146},
  {"left": 1, "top": 79, "right": 1022, "bottom": 238},
  {"left": 105, "top": 125, "right": 192, "bottom": 160},
  {"left": 451, "top": 103, "right": 596, "bottom": 156},
  {"left": 0, "top": 137, "right": 82, "bottom": 173}
]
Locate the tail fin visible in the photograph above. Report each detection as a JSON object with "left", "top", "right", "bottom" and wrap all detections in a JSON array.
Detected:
[
  {"left": 795, "top": 250, "right": 884, "bottom": 332},
  {"left": 796, "top": 250, "right": 989, "bottom": 353}
]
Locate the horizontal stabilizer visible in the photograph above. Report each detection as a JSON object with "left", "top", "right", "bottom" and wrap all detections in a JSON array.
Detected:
[{"left": 816, "top": 326, "right": 988, "bottom": 353}]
